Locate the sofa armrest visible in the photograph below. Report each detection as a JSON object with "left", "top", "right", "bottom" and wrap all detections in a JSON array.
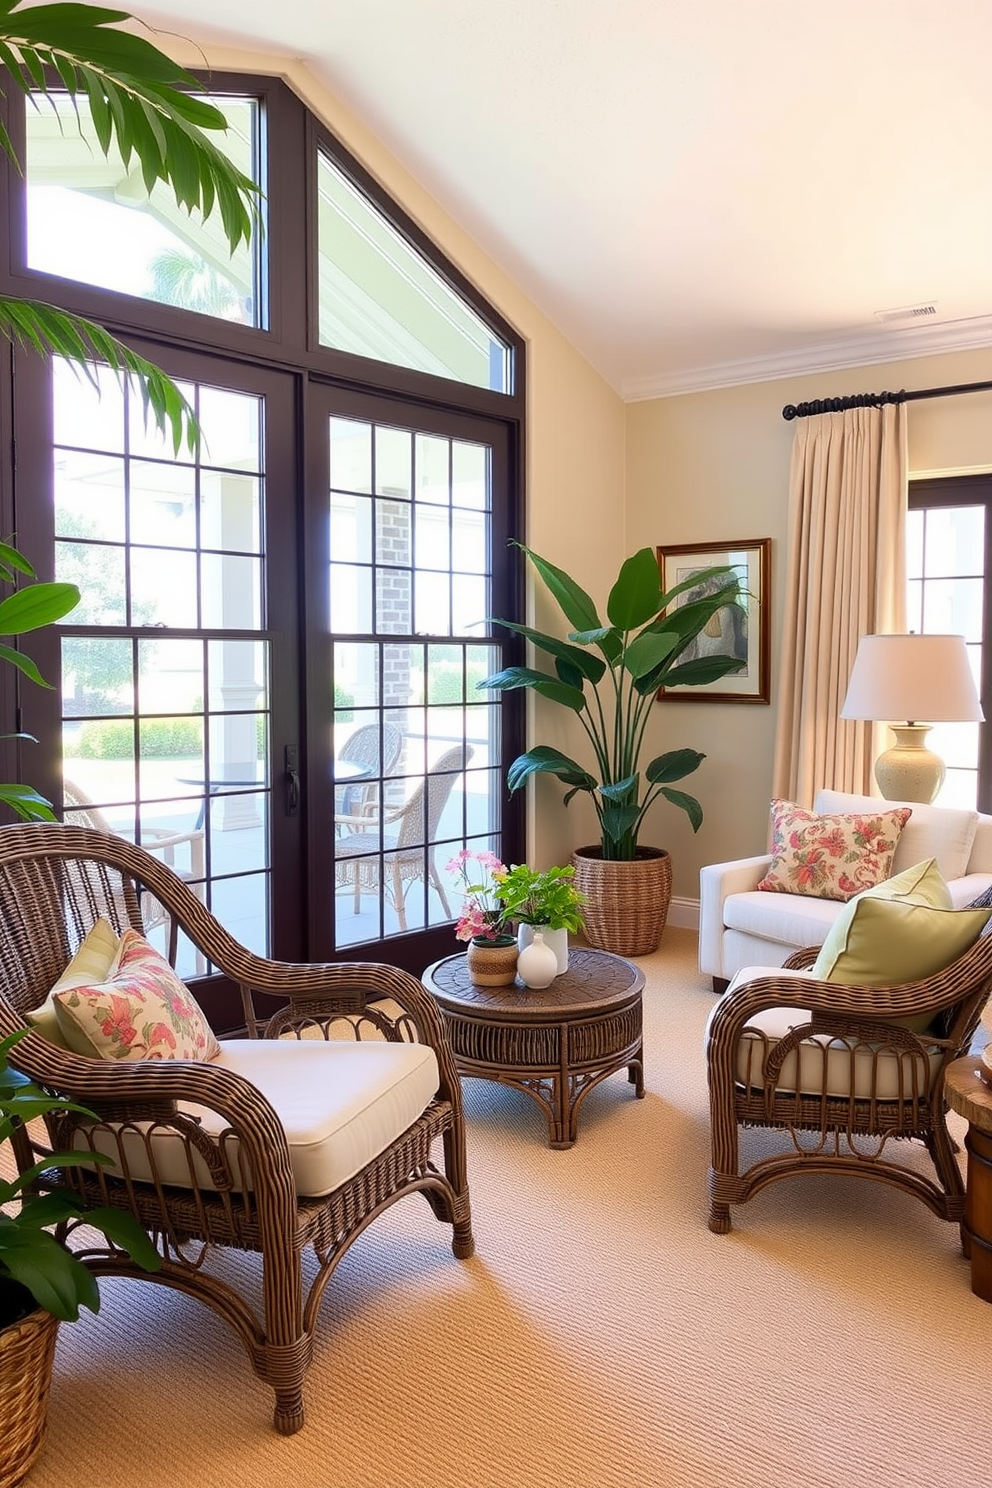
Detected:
[{"left": 698, "top": 855, "right": 773, "bottom": 979}]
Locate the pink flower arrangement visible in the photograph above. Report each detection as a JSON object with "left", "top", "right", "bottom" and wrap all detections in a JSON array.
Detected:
[{"left": 446, "top": 848, "right": 511, "bottom": 942}]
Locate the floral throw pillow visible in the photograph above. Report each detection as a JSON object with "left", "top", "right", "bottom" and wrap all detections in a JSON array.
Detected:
[
  {"left": 756, "top": 799, "right": 912, "bottom": 902},
  {"left": 52, "top": 928, "right": 221, "bottom": 1062}
]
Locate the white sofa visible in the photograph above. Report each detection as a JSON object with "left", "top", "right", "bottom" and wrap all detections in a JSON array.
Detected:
[{"left": 699, "top": 788, "right": 992, "bottom": 989}]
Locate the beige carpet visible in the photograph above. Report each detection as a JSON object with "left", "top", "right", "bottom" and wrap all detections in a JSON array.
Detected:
[{"left": 25, "top": 930, "right": 992, "bottom": 1488}]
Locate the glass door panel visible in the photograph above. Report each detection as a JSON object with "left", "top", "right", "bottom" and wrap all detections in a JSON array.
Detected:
[
  {"left": 309, "top": 390, "right": 521, "bottom": 967},
  {"left": 51, "top": 361, "right": 275, "bottom": 977}
]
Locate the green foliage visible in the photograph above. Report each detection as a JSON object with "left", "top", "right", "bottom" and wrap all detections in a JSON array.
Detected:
[
  {"left": 484, "top": 544, "right": 746, "bottom": 860},
  {"left": 425, "top": 661, "right": 489, "bottom": 705},
  {"left": 0, "top": 542, "right": 80, "bottom": 821},
  {"left": 0, "top": 0, "right": 260, "bottom": 452},
  {"left": 0, "top": 1030, "right": 161, "bottom": 1324},
  {"left": 334, "top": 683, "right": 355, "bottom": 724},
  {"left": 496, "top": 863, "right": 585, "bottom": 932},
  {"left": 77, "top": 716, "right": 203, "bottom": 760}
]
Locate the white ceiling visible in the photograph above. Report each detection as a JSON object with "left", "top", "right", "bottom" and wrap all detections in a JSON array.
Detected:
[{"left": 144, "top": 0, "right": 992, "bottom": 398}]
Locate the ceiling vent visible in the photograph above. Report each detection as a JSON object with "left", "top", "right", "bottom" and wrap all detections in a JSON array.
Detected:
[{"left": 874, "top": 302, "right": 938, "bottom": 324}]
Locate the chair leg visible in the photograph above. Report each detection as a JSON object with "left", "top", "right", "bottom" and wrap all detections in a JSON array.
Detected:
[
  {"left": 392, "top": 863, "right": 407, "bottom": 932},
  {"left": 429, "top": 852, "right": 452, "bottom": 917}
]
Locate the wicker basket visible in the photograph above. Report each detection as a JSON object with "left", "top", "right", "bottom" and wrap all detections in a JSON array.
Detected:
[
  {"left": 0, "top": 1307, "right": 59, "bottom": 1488},
  {"left": 571, "top": 846, "right": 672, "bottom": 956}
]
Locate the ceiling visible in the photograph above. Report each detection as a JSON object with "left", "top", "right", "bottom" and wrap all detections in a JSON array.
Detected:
[{"left": 143, "top": 0, "right": 992, "bottom": 399}]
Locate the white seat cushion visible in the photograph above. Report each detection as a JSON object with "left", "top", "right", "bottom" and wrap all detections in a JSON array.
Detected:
[
  {"left": 79, "top": 1038, "right": 440, "bottom": 1197},
  {"left": 705, "top": 966, "right": 942, "bottom": 1100},
  {"left": 724, "top": 890, "right": 842, "bottom": 948}
]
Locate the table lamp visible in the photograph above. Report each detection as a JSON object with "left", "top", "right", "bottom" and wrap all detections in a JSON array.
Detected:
[{"left": 840, "top": 633, "right": 984, "bottom": 803}]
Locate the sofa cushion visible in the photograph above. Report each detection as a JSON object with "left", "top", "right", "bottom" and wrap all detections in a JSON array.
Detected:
[
  {"left": 756, "top": 799, "right": 911, "bottom": 901},
  {"left": 709, "top": 967, "right": 943, "bottom": 1099},
  {"left": 75, "top": 1037, "right": 441, "bottom": 1197},
  {"left": 815, "top": 790, "right": 979, "bottom": 882},
  {"left": 809, "top": 859, "right": 991, "bottom": 1030},
  {"left": 26, "top": 916, "right": 121, "bottom": 1048},
  {"left": 724, "top": 890, "right": 843, "bottom": 949},
  {"left": 52, "top": 928, "right": 221, "bottom": 1062}
]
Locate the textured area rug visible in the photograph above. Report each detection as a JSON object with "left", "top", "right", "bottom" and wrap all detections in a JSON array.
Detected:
[{"left": 24, "top": 931, "right": 991, "bottom": 1488}]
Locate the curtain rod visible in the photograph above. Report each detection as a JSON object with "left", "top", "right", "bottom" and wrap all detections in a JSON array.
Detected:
[{"left": 781, "top": 377, "right": 992, "bottom": 421}]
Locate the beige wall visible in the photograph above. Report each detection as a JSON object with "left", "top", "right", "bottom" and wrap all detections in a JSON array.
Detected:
[{"left": 627, "top": 346, "right": 992, "bottom": 898}]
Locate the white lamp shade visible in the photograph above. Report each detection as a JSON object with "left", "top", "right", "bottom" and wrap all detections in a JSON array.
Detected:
[{"left": 840, "top": 634, "right": 984, "bottom": 724}]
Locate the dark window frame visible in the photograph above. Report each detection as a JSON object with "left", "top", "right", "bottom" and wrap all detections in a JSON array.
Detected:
[
  {"left": 0, "top": 70, "right": 526, "bottom": 984},
  {"left": 909, "top": 474, "right": 992, "bottom": 811}
]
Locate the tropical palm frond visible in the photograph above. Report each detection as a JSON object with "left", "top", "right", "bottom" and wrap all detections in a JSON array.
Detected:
[
  {"left": 0, "top": 0, "right": 260, "bottom": 253},
  {"left": 0, "top": 293, "right": 197, "bottom": 452}
]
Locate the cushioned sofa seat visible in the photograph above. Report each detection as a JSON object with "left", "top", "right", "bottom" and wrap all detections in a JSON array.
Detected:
[
  {"left": 704, "top": 965, "right": 942, "bottom": 1100},
  {"left": 699, "top": 790, "right": 992, "bottom": 985},
  {"left": 76, "top": 1037, "right": 441, "bottom": 1197}
]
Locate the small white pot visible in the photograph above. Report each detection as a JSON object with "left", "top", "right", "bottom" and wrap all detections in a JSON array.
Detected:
[
  {"left": 516, "top": 924, "right": 569, "bottom": 976},
  {"left": 516, "top": 931, "right": 559, "bottom": 989}
]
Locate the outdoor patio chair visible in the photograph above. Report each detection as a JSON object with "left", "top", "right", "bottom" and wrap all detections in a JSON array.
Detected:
[
  {"left": 0, "top": 823, "right": 474, "bottom": 1434},
  {"left": 63, "top": 779, "right": 206, "bottom": 972},
  {"left": 334, "top": 743, "right": 473, "bottom": 932},
  {"left": 333, "top": 720, "right": 404, "bottom": 825},
  {"left": 705, "top": 933, "right": 992, "bottom": 1235}
]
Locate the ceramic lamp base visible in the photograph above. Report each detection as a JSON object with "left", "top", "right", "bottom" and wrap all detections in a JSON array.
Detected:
[{"left": 874, "top": 724, "right": 944, "bottom": 804}]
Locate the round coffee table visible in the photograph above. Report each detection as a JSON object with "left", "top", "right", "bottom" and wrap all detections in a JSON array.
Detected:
[
  {"left": 944, "top": 1057, "right": 992, "bottom": 1302},
  {"left": 421, "top": 947, "right": 644, "bottom": 1148}
]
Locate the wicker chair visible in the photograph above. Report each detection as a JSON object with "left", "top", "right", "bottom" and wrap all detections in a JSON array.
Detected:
[
  {"left": 335, "top": 743, "right": 474, "bottom": 931},
  {"left": 63, "top": 779, "right": 206, "bottom": 972},
  {"left": 0, "top": 823, "right": 474, "bottom": 1435},
  {"left": 705, "top": 936, "right": 992, "bottom": 1235},
  {"left": 333, "top": 721, "right": 404, "bottom": 824}
]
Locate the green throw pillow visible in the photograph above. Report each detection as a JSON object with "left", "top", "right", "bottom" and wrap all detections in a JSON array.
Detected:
[{"left": 811, "top": 857, "right": 991, "bottom": 1032}]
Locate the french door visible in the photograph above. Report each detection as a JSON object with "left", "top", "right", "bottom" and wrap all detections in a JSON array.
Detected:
[
  {"left": 12, "top": 345, "right": 304, "bottom": 998},
  {"left": 305, "top": 385, "right": 522, "bottom": 968},
  {"left": 10, "top": 349, "right": 523, "bottom": 998}
]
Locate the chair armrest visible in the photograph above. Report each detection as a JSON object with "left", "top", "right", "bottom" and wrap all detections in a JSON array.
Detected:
[{"left": 698, "top": 855, "right": 773, "bottom": 978}]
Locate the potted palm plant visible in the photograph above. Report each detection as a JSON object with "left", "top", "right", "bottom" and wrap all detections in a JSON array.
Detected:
[
  {"left": 1, "top": 1030, "right": 161, "bottom": 1486},
  {"left": 483, "top": 544, "right": 745, "bottom": 955}
]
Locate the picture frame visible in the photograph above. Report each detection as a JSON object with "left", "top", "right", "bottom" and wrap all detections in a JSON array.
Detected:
[{"left": 655, "top": 537, "right": 771, "bottom": 704}]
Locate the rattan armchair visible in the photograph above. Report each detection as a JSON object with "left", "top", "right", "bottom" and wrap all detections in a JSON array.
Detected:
[
  {"left": 705, "top": 935, "right": 992, "bottom": 1235},
  {"left": 0, "top": 823, "right": 474, "bottom": 1435}
]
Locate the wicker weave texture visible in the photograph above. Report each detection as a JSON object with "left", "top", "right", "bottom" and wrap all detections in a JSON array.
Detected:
[
  {"left": 0, "top": 824, "right": 475, "bottom": 1435},
  {"left": 0, "top": 1309, "right": 59, "bottom": 1488},
  {"left": 571, "top": 848, "right": 672, "bottom": 956},
  {"left": 705, "top": 935, "right": 992, "bottom": 1234}
]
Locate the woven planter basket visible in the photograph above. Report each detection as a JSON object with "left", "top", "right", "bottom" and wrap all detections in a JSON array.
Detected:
[
  {"left": 0, "top": 1306, "right": 59, "bottom": 1488},
  {"left": 571, "top": 846, "right": 673, "bottom": 957}
]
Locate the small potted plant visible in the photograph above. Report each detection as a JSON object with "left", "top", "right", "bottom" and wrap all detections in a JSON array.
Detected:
[
  {"left": 0, "top": 1029, "right": 161, "bottom": 1486},
  {"left": 496, "top": 863, "right": 585, "bottom": 975},
  {"left": 446, "top": 849, "right": 519, "bottom": 986}
]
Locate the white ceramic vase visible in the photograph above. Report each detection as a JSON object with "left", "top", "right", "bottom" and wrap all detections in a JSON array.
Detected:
[
  {"left": 517, "top": 923, "right": 568, "bottom": 975},
  {"left": 516, "top": 930, "right": 560, "bottom": 989}
]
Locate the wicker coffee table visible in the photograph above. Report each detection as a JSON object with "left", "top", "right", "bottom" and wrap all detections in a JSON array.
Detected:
[{"left": 421, "top": 947, "right": 644, "bottom": 1148}]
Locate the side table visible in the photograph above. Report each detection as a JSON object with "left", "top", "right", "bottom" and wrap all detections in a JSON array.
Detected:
[
  {"left": 421, "top": 947, "right": 644, "bottom": 1148},
  {"left": 944, "top": 1057, "right": 992, "bottom": 1302}
]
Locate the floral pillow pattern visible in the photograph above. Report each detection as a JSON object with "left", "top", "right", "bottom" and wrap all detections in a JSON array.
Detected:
[
  {"left": 756, "top": 799, "right": 912, "bottom": 902},
  {"left": 52, "top": 928, "right": 221, "bottom": 1062}
]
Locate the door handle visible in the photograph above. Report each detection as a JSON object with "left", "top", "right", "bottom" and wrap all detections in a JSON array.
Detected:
[{"left": 284, "top": 745, "right": 300, "bottom": 815}]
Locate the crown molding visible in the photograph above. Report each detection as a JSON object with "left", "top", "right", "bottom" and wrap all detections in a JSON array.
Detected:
[{"left": 621, "top": 314, "right": 992, "bottom": 403}]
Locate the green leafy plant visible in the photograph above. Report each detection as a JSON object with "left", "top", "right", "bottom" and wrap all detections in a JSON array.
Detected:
[
  {"left": 483, "top": 544, "right": 745, "bottom": 861},
  {"left": 0, "top": 542, "right": 79, "bottom": 821},
  {"left": 0, "top": 1029, "right": 161, "bottom": 1327},
  {"left": 496, "top": 862, "right": 585, "bottom": 932},
  {"left": 0, "top": 0, "right": 260, "bottom": 453}
]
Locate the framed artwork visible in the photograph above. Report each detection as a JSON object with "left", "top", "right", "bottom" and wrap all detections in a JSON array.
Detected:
[{"left": 655, "top": 537, "right": 771, "bottom": 704}]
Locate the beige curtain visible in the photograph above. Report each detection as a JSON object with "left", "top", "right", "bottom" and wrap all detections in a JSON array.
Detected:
[{"left": 772, "top": 402, "right": 908, "bottom": 805}]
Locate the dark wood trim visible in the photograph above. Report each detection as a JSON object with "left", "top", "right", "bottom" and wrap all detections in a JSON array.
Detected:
[{"left": 909, "top": 475, "right": 992, "bottom": 813}]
